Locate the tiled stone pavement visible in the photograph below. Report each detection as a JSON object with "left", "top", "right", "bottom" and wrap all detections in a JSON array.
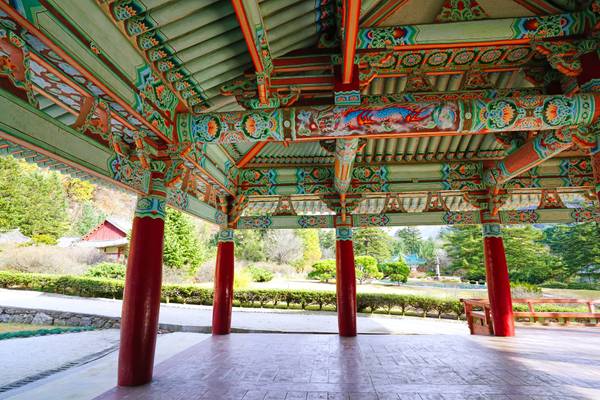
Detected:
[{"left": 95, "top": 327, "right": 600, "bottom": 400}]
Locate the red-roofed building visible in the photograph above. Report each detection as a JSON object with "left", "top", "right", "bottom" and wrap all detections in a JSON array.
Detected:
[{"left": 80, "top": 219, "right": 130, "bottom": 262}]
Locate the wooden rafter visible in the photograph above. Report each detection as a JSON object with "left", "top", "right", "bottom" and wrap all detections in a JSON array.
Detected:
[
  {"left": 237, "top": 140, "right": 272, "bottom": 169},
  {"left": 231, "top": 0, "right": 273, "bottom": 105},
  {"left": 360, "top": 0, "right": 410, "bottom": 27},
  {"left": 512, "top": 0, "right": 563, "bottom": 14}
]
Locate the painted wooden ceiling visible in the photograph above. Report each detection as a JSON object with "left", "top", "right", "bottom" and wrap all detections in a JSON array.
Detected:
[{"left": 1, "top": 0, "right": 599, "bottom": 228}]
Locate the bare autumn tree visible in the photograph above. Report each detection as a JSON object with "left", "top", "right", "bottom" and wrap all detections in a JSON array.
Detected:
[{"left": 264, "top": 229, "right": 302, "bottom": 265}]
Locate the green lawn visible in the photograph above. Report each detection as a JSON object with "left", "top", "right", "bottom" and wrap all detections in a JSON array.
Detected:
[
  {"left": 542, "top": 288, "right": 600, "bottom": 300},
  {"left": 0, "top": 323, "right": 55, "bottom": 333}
]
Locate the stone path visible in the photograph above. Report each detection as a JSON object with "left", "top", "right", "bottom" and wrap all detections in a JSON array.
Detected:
[
  {"left": 0, "top": 332, "right": 208, "bottom": 400},
  {"left": 0, "top": 289, "right": 468, "bottom": 335},
  {"left": 95, "top": 328, "right": 600, "bottom": 400},
  {"left": 0, "top": 329, "right": 120, "bottom": 390}
]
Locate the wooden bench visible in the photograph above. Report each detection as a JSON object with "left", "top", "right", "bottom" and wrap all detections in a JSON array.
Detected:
[{"left": 462, "top": 298, "right": 600, "bottom": 335}]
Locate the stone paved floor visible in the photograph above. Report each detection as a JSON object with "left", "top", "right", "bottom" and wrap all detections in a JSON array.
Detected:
[{"left": 95, "top": 327, "right": 600, "bottom": 400}]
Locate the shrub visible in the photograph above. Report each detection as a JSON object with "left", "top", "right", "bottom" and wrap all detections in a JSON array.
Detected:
[
  {"left": 247, "top": 265, "right": 274, "bottom": 282},
  {"left": 540, "top": 280, "right": 568, "bottom": 289},
  {"left": 412, "top": 296, "right": 439, "bottom": 317},
  {"left": 85, "top": 262, "right": 126, "bottom": 280},
  {"left": 355, "top": 256, "right": 382, "bottom": 284},
  {"left": 308, "top": 260, "right": 336, "bottom": 283},
  {"left": 31, "top": 234, "right": 58, "bottom": 245},
  {"left": 0, "top": 271, "right": 467, "bottom": 320},
  {"left": 541, "top": 281, "right": 600, "bottom": 290},
  {"left": 511, "top": 282, "right": 542, "bottom": 298},
  {"left": 379, "top": 261, "right": 410, "bottom": 284},
  {"left": 0, "top": 246, "right": 107, "bottom": 275},
  {"left": 234, "top": 268, "right": 252, "bottom": 290}
]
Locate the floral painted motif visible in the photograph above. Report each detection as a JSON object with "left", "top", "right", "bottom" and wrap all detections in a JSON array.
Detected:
[
  {"left": 352, "top": 166, "right": 389, "bottom": 193},
  {"left": 188, "top": 110, "right": 283, "bottom": 143},
  {"left": 357, "top": 214, "right": 390, "bottom": 227},
  {"left": 571, "top": 208, "right": 600, "bottom": 223},
  {"left": 135, "top": 195, "right": 166, "bottom": 220},
  {"left": 559, "top": 158, "right": 594, "bottom": 187},
  {"left": 357, "top": 25, "right": 417, "bottom": 49},
  {"left": 297, "top": 168, "right": 332, "bottom": 194},
  {"left": 513, "top": 14, "right": 576, "bottom": 39},
  {"left": 237, "top": 216, "right": 273, "bottom": 229},
  {"left": 108, "top": 154, "right": 150, "bottom": 193},
  {"left": 443, "top": 212, "right": 476, "bottom": 225},
  {"left": 298, "top": 215, "right": 330, "bottom": 229},
  {"left": 441, "top": 163, "right": 483, "bottom": 190},
  {"left": 217, "top": 228, "right": 234, "bottom": 243},
  {"left": 335, "top": 227, "right": 353, "bottom": 241},
  {"left": 482, "top": 223, "right": 502, "bottom": 238},
  {"left": 502, "top": 210, "right": 539, "bottom": 224},
  {"left": 435, "top": 0, "right": 488, "bottom": 22},
  {"left": 239, "top": 169, "right": 277, "bottom": 196}
]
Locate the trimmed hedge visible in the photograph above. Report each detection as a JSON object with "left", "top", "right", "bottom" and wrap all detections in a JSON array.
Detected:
[
  {"left": 0, "top": 271, "right": 465, "bottom": 319},
  {"left": 541, "top": 281, "right": 600, "bottom": 291}
]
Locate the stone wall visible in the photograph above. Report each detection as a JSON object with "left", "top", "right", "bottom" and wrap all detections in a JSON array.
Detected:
[
  {"left": 0, "top": 306, "right": 213, "bottom": 333},
  {"left": 0, "top": 306, "right": 120, "bottom": 329}
]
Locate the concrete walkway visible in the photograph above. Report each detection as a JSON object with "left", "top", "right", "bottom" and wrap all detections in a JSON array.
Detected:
[
  {"left": 0, "top": 332, "right": 208, "bottom": 400},
  {"left": 0, "top": 289, "right": 469, "bottom": 335},
  {"left": 0, "top": 329, "right": 120, "bottom": 389}
]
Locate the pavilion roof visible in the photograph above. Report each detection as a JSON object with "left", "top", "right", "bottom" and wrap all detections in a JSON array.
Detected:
[{"left": 0, "top": 0, "right": 599, "bottom": 229}]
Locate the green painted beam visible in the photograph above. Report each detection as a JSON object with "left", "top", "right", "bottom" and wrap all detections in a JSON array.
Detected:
[
  {"left": 0, "top": 89, "right": 119, "bottom": 181},
  {"left": 357, "top": 11, "right": 591, "bottom": 49},
  {"left": 236, "top": 207, "right": 599, "bottom": 229},
  {"left": 237, "top": 158, "right": 593, "bottom": 196},
  {"left": 178, "top": 93, "right": 600, "bottom": 144},
  {"left": 0, "top": 89, "right": 224, "bottom": 224}
]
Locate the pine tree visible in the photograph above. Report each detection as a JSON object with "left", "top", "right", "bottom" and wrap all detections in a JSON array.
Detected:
[
  {"left": 0, "top": 156, "right": 69, "bottom": 240},
  {"left": 163, "top": 208, "right": 203, "bottom": 273},
  {"left": 353, "top": 228, "right": 392, "bottom": 263}
]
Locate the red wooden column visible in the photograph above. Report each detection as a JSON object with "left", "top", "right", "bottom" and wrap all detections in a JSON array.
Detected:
[
  {"left": 118, "top": 194, "right": 166, "bottom": 386},
  {"left": 212, "top": 228, "right": 235, "bottom": 335},
  {"left": 592, "top": 149, "right": 600, "bottom": 203},
  {"left": 335, "top": 226, "right": 357, "bottom": 336},
  {"left": 480, "top": 211, "right": 515, "bottom": 337},
  {"left": 579, "top": 51, "right": 600, "bottom": 203}
]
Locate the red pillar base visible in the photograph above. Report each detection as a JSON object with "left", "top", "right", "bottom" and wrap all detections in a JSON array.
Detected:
[
  {"left": 335, "top": 227, "right": 357, "bottom": 337},
  {"left": 118, "top": 207, "right": 165, "bottom": 386},
  {"left": 482, "top": 222, "right": 515, "bottom": 337},
  {"left": 212, "top": 229, "right": 235, "bottom": 335}
]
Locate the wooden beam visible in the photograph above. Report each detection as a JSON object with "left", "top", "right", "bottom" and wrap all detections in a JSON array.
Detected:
[
  {"left": 357, "top": 11, "right": 590, "bottom": 49},
  {"left": 237, "top": 158, "right": 594, "bottom": 196},
  {"left": 484, "top": 129, "right": 574, "bottom": 186},
  {"left": 177, "top": 93, "right": 600, "bottom": 144},
  {"left": 342, "top": 0, "right": 361, "bottom": 84},
  {"left": 236, "top": 207, "right": 600, "bottom": 229}
]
